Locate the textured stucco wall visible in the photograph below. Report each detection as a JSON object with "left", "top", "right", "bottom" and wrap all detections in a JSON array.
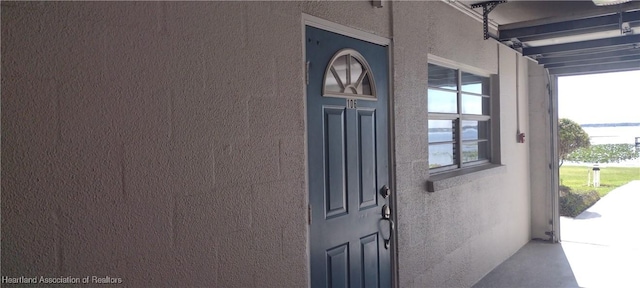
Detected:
[
  {"left": 527, "top": 62, "right": 553, "bottom": 240},
  {"left": 2, "top": 1, "right": 540, "bottom": 287},
  {"left": 1, "top": 1, "right": 390, "bottom": 287},
  {"left": 392, "top": 2, "right": 532, "bottom": 287}
]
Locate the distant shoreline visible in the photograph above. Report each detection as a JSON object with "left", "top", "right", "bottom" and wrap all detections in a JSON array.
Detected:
[
  {"left": 581, "top": 123, "right": 640, "bottom": 127},
  {"left": 563, "top": 160, "right": 640, "bottom": 168}
]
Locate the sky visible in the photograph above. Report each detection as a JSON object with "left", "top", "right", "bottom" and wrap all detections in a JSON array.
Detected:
[{"left": 558, "top": 70, "right": 640, "bottom": 125}]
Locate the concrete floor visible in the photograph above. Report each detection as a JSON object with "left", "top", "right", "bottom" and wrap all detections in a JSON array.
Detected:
[{"left": 473, "top": 181, "right": 640, "bottom": 288}]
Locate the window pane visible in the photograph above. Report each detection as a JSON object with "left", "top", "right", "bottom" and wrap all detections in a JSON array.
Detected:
[
  {"left": 429, "top": 143, "right": 455, "bottom": 168},
  {"left": 428, "top": 89, "right": 457, "bottom": 113},
  {"left": 462, "top": 94, "right": 490, "bottom": 115},
  {"left": 360, "top": 73, "right": 372, "bottom": 95},
  {"left": 428, "top": 64, "right": 457, "bottom": 90},
  {"left": 325, "top": 72, "right": 342, "bottom": 93},
  {"left": 461, "top": 72, "right": 490, "bottom": 95},
  {"left": 462, "top": 120, "right": 490, "bottom": 141},
  {"left": 462, "top": 141, "right": 489, "bottom": 163},
  {"left": 429, "top": 120, "right": 455, "bottom": 143},
  {"left": 350, "top": 57, "right": 363, "bottom": 85},
  {"left": 333, "top": 55, "right": 348, "bottom": 85}
]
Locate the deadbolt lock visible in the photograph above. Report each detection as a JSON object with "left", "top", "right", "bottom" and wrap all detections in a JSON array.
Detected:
[{"left": 380, "top": 185, "right": 391, "bottom": 198}]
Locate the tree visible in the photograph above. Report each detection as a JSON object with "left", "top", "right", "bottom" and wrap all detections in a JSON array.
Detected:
[
  {"left": 558, "top": 118, "right": 590, "bottom": 166},
  {"left": 567, "top": 144, "right": 640, "bottom": 164}
]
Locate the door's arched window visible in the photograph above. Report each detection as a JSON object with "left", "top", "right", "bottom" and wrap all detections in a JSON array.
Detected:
[{"left": 323, "top": 49, "right": 377, "bottom": 99}]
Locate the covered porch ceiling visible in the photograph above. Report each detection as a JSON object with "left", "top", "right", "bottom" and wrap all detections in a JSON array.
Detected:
[{"left": 453, "top": 0, "right": 640, "bottom": 76}]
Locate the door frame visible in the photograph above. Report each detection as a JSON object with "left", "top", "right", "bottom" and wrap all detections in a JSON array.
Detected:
[
  {"left": 301, "top": 14, "right": 398, "bottom": 288},
  {"left": 549, "top": 73, "right": 560, "bottom": 243}
]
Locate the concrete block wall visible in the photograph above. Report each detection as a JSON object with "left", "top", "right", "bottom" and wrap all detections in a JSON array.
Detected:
[
  {"left": 1, "top": 1, "right": 390, "bottom": 287},
  {"left": 2, "top": 1, "right": 540, "bottom": 287},
  {"left": 392, "top": 2, "right": 532, "bottom": 287}
]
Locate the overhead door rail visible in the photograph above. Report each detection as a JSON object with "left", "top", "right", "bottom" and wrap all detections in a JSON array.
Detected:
[
  {"left": 499, "top": 10, "right": 640, "bottom": 41},
  {"left": 471, "top": 1, "right": 507, "bottom": 40},
  {"left": 496, "top": 6, "right": 640, "bottom": 76}
]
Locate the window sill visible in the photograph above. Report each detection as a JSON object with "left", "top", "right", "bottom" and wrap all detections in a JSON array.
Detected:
[{"left": 426, "top": 164, "right": 506, "bottom": 192}]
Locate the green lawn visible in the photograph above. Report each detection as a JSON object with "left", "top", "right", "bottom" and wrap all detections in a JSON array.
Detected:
[{"left": 560, "top": 165, "right": 640, "bottom": 197}]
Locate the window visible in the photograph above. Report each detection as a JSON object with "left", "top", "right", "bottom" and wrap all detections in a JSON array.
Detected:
[
  {"left": 428, "top": 62, "right": 492, "bottom": 172},
  {"left": 323, "top": 49, "right": 376, "bottom": 99}
]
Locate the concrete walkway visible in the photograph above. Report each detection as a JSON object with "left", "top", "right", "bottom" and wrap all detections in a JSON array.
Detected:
[
  {"left": 474, "top": 181, "right": 640, "bottom": 288},
  {"left": 561, "top": 180, "right": 640, "bottom": 247}
]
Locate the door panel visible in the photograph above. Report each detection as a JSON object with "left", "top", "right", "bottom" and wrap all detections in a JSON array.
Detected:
[
  {"left": 307, "top": 26, "right": 390, "bottom": 288},
  {"left": 327, "top": 244, "right": 350, "bottom": 288},
  {"left": 358, "top": 109, "right": 377, "bottom": 210},
  {"left": 324, "top": 107, "right": 348, "bottom": 218},
  {"left": 360, "top": 233, "right": 380, "bottom": 288}
]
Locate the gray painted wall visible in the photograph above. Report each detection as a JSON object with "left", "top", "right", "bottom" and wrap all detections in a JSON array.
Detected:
[{"left": 2, "top": 1, "right": 539, "bottom": 287}]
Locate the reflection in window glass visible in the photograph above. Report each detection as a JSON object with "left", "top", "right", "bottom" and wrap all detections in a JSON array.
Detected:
[
  {"left": 350, "top": 58, "right": 363, "bottom": 84},
  {"left": 428, "top": 64, "right": 457, "bottom": 90},
  {"left": 429, "top": 120, "right": 455, "bottom": 143},
  {"left": 461, "top": 94, "right": 490, "bottom": 115},
  {"left": 461, "top": 121, "right": 489, "bottom": 141},
  {"left": 325, "top": 72, "right": 342, "bottom": 93},
  {"left": 461, "top": 72, "right": 490, "bottom": 94},
  {"left": 360, "top": 72, "right": 372, "bottom": 95},
  {"left": 429, "top": 143, "right": 455, "bottom": 168},
  {"left": 333, "top": 55, "right": 348, "bottom": 85},
  {"left": 428, "top": 89, "right": 457, "bottom": 113},
  {"left": 462, "top": 141, "right": 489, "bottom": 163}
]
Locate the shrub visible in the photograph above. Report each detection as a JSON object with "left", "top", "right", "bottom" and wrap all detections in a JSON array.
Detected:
[
  {"left": 558, "top": 118, "right": 590, "bottom": 166},
  {"left": 567, "top": 143, "right": 640, "bottom": 164},
  {"left": 559, "top": 185, "right": 600, "bottom": 217}
]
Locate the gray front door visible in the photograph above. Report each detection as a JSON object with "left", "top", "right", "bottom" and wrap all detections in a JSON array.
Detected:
[{"left": 306, "top": 26, "right": 391, "bottom": 288}]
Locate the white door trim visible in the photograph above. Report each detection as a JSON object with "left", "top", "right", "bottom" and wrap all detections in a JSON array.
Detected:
[
  {"left": 300, "top": 13, "right": 397, "bottom": 288},
  {"left": 302, "top": 14, "right": 391, "bottom": 46}
]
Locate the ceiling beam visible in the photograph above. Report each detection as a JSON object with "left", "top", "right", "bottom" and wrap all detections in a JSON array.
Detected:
[
  {"left": 548, "top": 60, "right": 640, "bottom": 76},
  {"left": 500, "top": 10, "right": 640, "bottom": 41},
  {"left": 543, "top": 54, "right": 640, "bottom": 69},
  {"left": 523, "top": 34, "right": 640, "bottom": 56},
  {"left": 499, "top": 2, "right": 640, "bottom": 31},
  {"left": 537, "top": 48, "right": 640, "bottom": 65}
]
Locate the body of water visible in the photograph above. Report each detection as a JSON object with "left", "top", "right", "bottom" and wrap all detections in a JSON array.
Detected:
[
  {"left": 429, "top": 125, "right": 640, "bottom": 167},
  {"left": 582, "top": 125, "right": 640, "bottom": 146},
  {"left": 573, "top": 124, "right": 640, "bottom": 167},
  {"left": 429, "top": 128, "right": 486, "bottom": 167}
]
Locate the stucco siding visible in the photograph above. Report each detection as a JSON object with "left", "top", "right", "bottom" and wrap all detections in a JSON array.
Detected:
[
  {"left": 2, "top": 1, "right": 538, "bottom": 287},
  {"left": 392, "top": 2, "right": 532, "bottom": 287}
]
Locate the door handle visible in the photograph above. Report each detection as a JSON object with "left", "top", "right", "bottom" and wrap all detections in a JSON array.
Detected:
[{"left": 381, "top": 204, "right": 394, "bottom": 249}]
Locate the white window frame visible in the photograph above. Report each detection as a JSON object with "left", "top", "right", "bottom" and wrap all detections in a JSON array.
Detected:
[{"left": 428, "top": 56, "right": 494, "bottom": 174}]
